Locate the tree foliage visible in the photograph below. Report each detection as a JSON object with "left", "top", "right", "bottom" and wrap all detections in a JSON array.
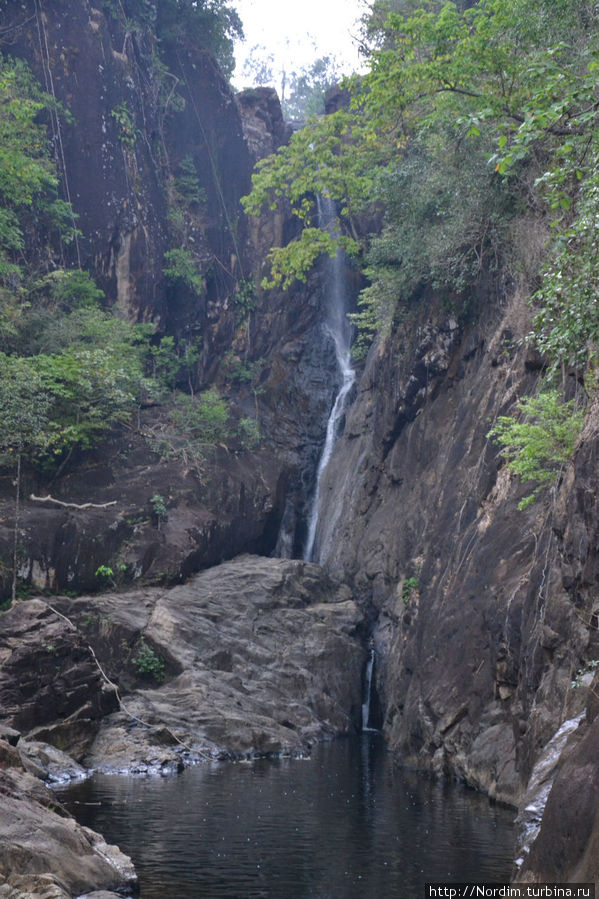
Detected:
[
  {"left": 487, "top": 391, "right": 584, "bottom": 509},
  {"left": 0, "top": 56, "right": 76, "bottom": 284},
  {"left": 154, "top": 0, "right": 243, "bottom": 78},
  {"left": 242, "top": 0, "right": 599, "bottom": 368}
]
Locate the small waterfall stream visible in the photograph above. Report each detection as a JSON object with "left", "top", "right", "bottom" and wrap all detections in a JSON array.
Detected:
[
  {"left": 303, "top": 197, "right": 355, "bottom": 562},
  {"left": 361, "top": 646, "right": 378, "bottom": 732}
]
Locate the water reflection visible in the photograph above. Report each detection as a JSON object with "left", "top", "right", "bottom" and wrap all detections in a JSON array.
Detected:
[{"left": 57, "top": 735, "right": 514, "bottom": 898}]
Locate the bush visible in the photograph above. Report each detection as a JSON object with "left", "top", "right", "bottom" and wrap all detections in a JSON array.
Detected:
[
  {"left": 132, "top": 637, "right": 165, "bottom": 682},
  {"left": 238, "top": 416, "right": 261, "bottom": 450},
  {"left": 163, "top": 247, "right": 204, "bottom": 295},
  {"left": 487, "top": 390, "right": 584, "bottom": 509}
]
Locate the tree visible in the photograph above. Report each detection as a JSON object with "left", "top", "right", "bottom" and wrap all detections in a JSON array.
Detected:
[
  {"left": 154, "top": 0, "right": 243, "bottom": 79},
  {"left": 487, "top": 391, "right": 584, "bottom": 509},
  {"left": 0, "top": 55, "right": 77, "bottom": 286},
  {"left": 242, "top": 0, "right": 599, "bottom": 364}
]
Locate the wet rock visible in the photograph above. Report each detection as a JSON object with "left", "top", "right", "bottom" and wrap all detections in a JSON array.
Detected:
[
  {"left": 514, "top": 713, "right": 584, "bottom": 875},
  {"left": 312, "top": 294, "right": 590, "bottom": 811},
  {"left": 54, "top": 555, "right": 366, "bottom": 769},
  {"left": 18, "top": 740, "right": 88, "bottom": 784},
  {"left": 517, "top": 713, "right": 599, "bottom": 882},
  {"left": 0, "top": 738, "right": 136, "bottom": 897}
]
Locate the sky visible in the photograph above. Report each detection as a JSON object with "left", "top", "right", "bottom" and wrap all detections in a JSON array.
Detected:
[{"left": 231, "top": 0, "right": 366, "bottom": 90}]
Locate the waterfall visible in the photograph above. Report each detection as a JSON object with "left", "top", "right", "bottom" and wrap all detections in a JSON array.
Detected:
[
  {"left": 361, "top": 646, "right": 378, "bottom": 732},
  {"left": 303, "top": 197, "right": 355, "bottom": 563}
]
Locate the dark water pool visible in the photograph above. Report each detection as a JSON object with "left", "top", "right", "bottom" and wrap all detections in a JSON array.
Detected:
[{"left": 56, "top": 735, "right": 515, "bottom": 898}]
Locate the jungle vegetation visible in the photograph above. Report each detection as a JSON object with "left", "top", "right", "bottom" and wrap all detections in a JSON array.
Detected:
[{"left": 242, "top": 0, "right": 599, "bottom": 502}]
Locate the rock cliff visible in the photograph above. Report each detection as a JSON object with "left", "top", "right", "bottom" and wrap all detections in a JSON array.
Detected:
[
  {"left": 0, "top": 1, "right": 340, "bottom": 595},
  {"left": 312, "top": 285, "right": 599, "bottom": 873},
  {"left": 0, "top": 556, "right": 365, "bottom": 767}
]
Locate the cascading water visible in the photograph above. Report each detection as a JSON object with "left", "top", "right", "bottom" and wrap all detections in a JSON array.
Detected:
[
  {"left": 303, "top": 197, "right": 355, "bottom": 563},
  {"left": 361, "top": 646, "right": 377, "bottom": 732}
]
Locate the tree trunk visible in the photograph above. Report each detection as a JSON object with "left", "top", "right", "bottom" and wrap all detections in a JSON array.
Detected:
[{"left": 11, "top": 452, "right": 21, "bottom": 604}]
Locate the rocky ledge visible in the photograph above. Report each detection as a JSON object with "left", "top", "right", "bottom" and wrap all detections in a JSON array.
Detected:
[
  {"left": 0, "top": 739, "right": 136, "bottom": 898},
  {"left": 1, "top": 556, "right": 366, "bottom": 773}
]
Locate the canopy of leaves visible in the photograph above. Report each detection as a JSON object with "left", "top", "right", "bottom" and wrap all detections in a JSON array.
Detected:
[
  {"left": 242, "top": 0, "right": 599, "bottom": 366},
  {"left": 0, "top": 355, "right": 51, "bottom": 457},
  {"left": 154, "top": 0, "right": 243, "bottom": 79}
]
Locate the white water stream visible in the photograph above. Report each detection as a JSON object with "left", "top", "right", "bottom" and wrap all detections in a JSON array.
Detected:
[
  {"left": 362, "top": 646, "right": 378, "bottom": 732},
  {"left": 303, "top": 198, "right": 355, "bottom": 562}
]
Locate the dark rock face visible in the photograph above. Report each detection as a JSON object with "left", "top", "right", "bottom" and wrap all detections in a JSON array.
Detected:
[
  {"left": 518, "top": 713, "right": 599, "bottom": 883},
  {"left": 237, "top": 87, "right": 293, "bottom": 160},
  {"left": 314, "top": 295, "right": 593, "bottom": 809},
  {"left": 1, "top": 0, "right": 250, "bottom": 328},
  {"left": 0, "top": 738, "right": 137, "bottom": 897},
  {"left": 0, "top": 599, "right": 117, "bottom": 760},
  {"left": 49, "top": 555, "right": 366, "bottom": 770},
  {"left": 0, "top": 421, "right": 282, "bottom": 596},
  {"left": 511, "top": 403, "right": 599, "bottom": 879}
]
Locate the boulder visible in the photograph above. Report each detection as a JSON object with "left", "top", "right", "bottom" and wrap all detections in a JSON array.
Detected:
[
  {"left": 0, "top": 738, "right": 136, "bottom": 897},
  {"left": 54, "top": 555, "right": 366, "bottom": 770}
]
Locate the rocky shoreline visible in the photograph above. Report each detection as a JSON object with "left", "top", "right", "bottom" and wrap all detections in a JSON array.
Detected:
[{"left": 0, "top": 555, "right": 367, "bottom": 895}]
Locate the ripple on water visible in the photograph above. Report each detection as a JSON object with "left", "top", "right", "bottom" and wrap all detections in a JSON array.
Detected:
[{"left": 58, "top": 735, "right": 515, "bottom": 899}]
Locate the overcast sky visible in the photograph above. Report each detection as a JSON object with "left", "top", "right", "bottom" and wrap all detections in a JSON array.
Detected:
[{"left": 232, "top": 0, "right": 365, "bottom": 88}]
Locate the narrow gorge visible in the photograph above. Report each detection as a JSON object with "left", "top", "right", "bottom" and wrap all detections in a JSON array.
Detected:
[{"left": 0, "top": 0, "right": 598, "bottom": 895}]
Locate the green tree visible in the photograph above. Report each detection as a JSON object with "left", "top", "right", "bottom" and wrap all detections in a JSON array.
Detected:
[
  {"left": 487, "top": 391, "right": 584, "bottom": 509},
  {"left": 155, "top": 0, "right": 243, "bottom": 79},
  {"left": 0, "top": 55, "right": 77, "bottom": 286},
  {"left": 242, "top": 0, "right": 599, "bottom": 362}
]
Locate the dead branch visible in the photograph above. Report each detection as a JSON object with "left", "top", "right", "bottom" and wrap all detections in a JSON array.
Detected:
[{"left": 29, "top": 494, "right": 117, "bottom": 510}]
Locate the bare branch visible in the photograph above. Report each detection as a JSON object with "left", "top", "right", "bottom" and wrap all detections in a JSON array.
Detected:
[{"left": 29, "top": 494, "right": 117, "bottom": 510}]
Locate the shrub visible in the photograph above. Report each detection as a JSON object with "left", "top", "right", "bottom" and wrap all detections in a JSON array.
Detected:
[
  {"left": 132, "top": 637, "right": 165, "bottom": 682},
  {"left": 402, "top": 576, "right": 419, "bottom": 605},
  {"left": 487, "top": 390, "right": 584, "bottom": 509},
  {"left": 238, "top": 416, "right": 261, "bottom": 450}
]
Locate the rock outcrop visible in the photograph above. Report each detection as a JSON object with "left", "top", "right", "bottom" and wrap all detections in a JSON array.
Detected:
[
  {"left": 0, "top": 739, "right": 136, "bottom": 898},
  {"left": 0, "top": 598, "right": 117, "bottom": 761},
  {"left": 0, "top": 557, "right": 366, "bottom": 889},
  {"left": 42, "top": 555, "right": 366, "bottom": 769}
]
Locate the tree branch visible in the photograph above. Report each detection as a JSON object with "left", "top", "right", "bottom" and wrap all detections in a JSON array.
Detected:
[{"left": 29, "top": 494, "right": 117, "bottom": 510}]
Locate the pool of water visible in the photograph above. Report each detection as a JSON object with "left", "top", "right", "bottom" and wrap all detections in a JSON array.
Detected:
[{"left": 56, "top": 735, "right": 515, "bottom": 898}]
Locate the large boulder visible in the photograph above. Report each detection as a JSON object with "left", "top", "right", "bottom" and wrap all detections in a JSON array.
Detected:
[{"left": 52, "top": 555, "right": 367, "bottom": 771}]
